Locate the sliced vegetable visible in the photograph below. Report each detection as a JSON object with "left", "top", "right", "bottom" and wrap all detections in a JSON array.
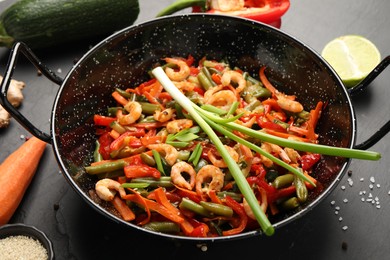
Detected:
[
  {"left": 0, "top": 137, "right": 47, "bottom": 225},
  {"left": 157, "top": 0, "right": 290, "bottom": 28},
  {"left": 0, "top": 0, "right": 140, "bottom": 49}
]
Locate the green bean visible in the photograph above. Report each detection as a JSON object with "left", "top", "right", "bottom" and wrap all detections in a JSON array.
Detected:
[
  {"left": 96, "top": 169, "right": 124, "bottom": 179},
  {"left": 140, "top": 153, "right": 156, "bottom": 166},
  {"left": 217, "top": 191, "right": 243, "bottom": 202},
  {"left": 194, "top": 158, "right": 208, "bottom": 172},
  {"left": 107, "top": 107, "right": 122, "bottom": 117},
  {"left": 177, "top": 150, "right": 191, "bottom": 161},
  {"left": 272, "top": 173, "right": 294, "bottom": 189},
  {"left": 243, "top": 72, "right": 262, "bottom": 85},
  {"left": 121, "top": 182, "right": 150, "bottom": 189},
  {"left": 131, "top": 177, "right": 173, "bottom": 188},
  {"left": 139, "top": 102, "right": 160, "bottom": 115},
  {"left": 115, "top": 88, "right": 132, "bottom": 99},
  {"left": 242, "top": 84, "right": 271, "bottom": 103},
  {"left": 244, "top": 100, "right": 262, "bottom": 112},
  {"left": 273, "top": 119, "right": 289, "bottom": 130},
  {"left": 294, "top": 174, "right": 308, "bottom": 203},
  {"left": 93, "top": 141, "right": 103, "bottom": 162},
  {"left": 138, "top": 115, "right": 156, "bottom": 123},
  {"left": 179, "top": 198, "right": 212, "bottom": 217},
  {"left": 201, "top": 67, "right": 217, "bottom": 87},
  {"left": 143, "top": 222, "right": 180, "bottom": 233},
  {"left": 110, "top": 121, "right": 126, "bottom": 134},
  {"left": 280, "top": 197, "right": 300, "bottom": 211},
  {"left": 197, "top": 72, "right": 214, "bottom": 90},
  {"left": 85, "top": 160, "right": 126, "bottom": 175},
  {"left": 200, "top": 201, "right": 233, "bottom": 217}
]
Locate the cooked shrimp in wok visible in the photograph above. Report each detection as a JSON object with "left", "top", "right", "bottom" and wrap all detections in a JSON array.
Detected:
[{"left": 86, "top": 55, "right": 324, "bottom": 237}]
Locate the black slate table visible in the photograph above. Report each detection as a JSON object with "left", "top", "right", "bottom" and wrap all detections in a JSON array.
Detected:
[{"left": 1, "top": 0, "right": 389, "bottom": 259}]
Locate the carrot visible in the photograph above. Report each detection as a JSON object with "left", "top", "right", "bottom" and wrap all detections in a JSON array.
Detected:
[
  {"left": 259, "top": 66, "right": 278, "bottom": 97},
  {"left": 112, "top": 91, "right": 129, "bottom": 106},
  {"left": 0, "top": 136, "right": 47, "bottom": 225},
  {"left": 111, "top": 196, "right": 135, "bottom": 221}
]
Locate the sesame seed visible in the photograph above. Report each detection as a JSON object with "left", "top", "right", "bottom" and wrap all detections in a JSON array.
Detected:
[
  {"left": 376, "top": 205, "right": 381, "bottom": 209},
  {"left": 360, "top": 178, "right": 364, "bottom": 182},
  {"left": 330, "top": 200, "right": 336, "bottom": 205},
  {"left": 339, "top": 217, "right": 343, "bottom": 222},
  {"left": 341, "top": 185, "right": 346, "bottom": 190},
  {"left": 343, "top": 199, "right": 348, "bottom": 203},
  {"left": 342, "top": 226, "right": 348, "bottom": 231},
  {"left": 335, "top": 206, "right": 340, "bottom": 211},
  {"left": 370, "top": 177, "right": 375, "bottom": 183},
  {"left": 0, "top": 235, "right": 48, "bottom": 260}
]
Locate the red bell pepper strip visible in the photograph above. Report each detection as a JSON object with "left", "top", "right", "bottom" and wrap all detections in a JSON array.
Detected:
[
  {"left": 222, "top": 196, "right": 248, "bottom": 236},
  {"left": 157, "top": 0, "right": 290, "bottom": 28},
  {"left": 98, "top": 132, "right": 113, "bottom": 160},
  {"left": 300, "top": 153, "right": 321, "bottom": 171},
  {"left": 94, "top": 114, "right": 116, "bottom": 126}
]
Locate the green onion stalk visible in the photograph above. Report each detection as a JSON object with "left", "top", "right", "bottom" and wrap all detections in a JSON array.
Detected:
[
  {"left": 152, "top": 67, "right": 275, "bottom": 236},
  {"left": 152, "top": 66, "right": 381, "bottom": 236}
]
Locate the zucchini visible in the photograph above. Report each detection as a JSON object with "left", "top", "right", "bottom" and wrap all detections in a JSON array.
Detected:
[{"left": 0, "top": 0, "right": 140, "bottom": 49}]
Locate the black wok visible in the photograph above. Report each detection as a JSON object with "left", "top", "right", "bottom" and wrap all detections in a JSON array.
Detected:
[{"left": 1, "top": 14, "right": 389, "bottom": 241}]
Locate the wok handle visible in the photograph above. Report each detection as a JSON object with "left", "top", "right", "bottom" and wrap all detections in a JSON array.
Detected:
[
  {"left": 348, "top": 55, "right": 390, "bottom": 150},
  {"left": 0, "top": 42, "right": 63, "bottom": 144}
]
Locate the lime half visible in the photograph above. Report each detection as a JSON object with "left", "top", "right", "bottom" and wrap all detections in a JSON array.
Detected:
[{"left": 321, "top": 35, "right": 381, "bottom": 88}]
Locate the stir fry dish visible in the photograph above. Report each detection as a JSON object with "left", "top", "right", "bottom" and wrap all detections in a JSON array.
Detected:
[{"left": 85, "top": 55, "right": 328, "bottom": 237}]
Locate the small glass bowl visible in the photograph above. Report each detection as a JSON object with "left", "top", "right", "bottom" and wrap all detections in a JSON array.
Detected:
[{"left": 0, "top": 223, "right": 54, "bottom": 259}]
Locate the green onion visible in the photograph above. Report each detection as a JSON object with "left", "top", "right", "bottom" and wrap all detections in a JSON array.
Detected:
[
  {"left": 188, "top": 142, "right": 203, "bottom": 166},
  {"left": 226, "top": 101, "right": 240, "bottom": 117},
  {"left": 152, "top": 67, "right": 274, "bottom": 236},
  {"left": 200, "top": 104, "right": 227, "bottom": 115}
]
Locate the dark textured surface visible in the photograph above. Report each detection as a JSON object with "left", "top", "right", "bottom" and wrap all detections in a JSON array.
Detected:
[{"left": 1, "top": 0, "right": 389, "bottom": 259}]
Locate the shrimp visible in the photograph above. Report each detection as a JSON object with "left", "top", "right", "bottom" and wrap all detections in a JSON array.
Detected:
[
  {"left": 276, "top": 95, "right": 303, "bottom": 113},
  {"left": 147, "top": 143, "right": 178, "bottom": 166},
  {"left": 164, "top": 58, "right": 190, "bottom": 81},
  {"left": 205, "top": 90, "right": 237, "bottom": 111},
  {"left": 243, "top": 187, "right": 267, "bottom": 220},
  {"left": 171, "top": 161, "right": 196, "bottom": 190},
  {"left": 203, "top": 85, "right": 223, "bottom": 103},
  {"left": 195, "top": 165, "right": 225, "bottom": 197},
  {"left": 95, "top": 178, "right": 126, "bottom": 201},
  {"left": 166, "top": 119, "right": 193, "bottom": 134},
  {"left": 153, "top": 108, "right": 175, "bottom": 123},
  {"left": 173, "top": 81, "right": 198, "bottom": 92},
  {"left": 207, "top": 145, "right": 239, "bottom": 168},
  {"left": 261, "top": 142, "right": 291, "bottom": 165},
  {"left": 118, "top": 101, "right": 142, "bottom": 125},
  {"left": 221, "top": 70, "right": 246, "bottom": 93}
]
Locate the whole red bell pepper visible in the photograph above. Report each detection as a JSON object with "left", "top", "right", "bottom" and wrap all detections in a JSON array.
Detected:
[{"left": 157, "top": 0, "right": 290, "bottom": 28}]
